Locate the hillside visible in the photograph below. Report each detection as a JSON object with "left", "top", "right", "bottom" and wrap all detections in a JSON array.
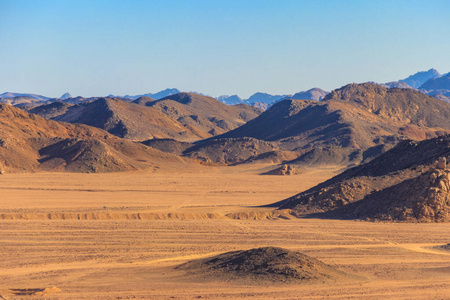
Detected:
[
  {"left": 35, "top": 98, "right": 201, "bottom": 141},
  {"left": 216, "top": 83, "right": 450, "bottom": 166},
  {"left": 28, "top": 101, "right": 73, "bottom": 119},
  {"left": 0, "top": 103, "right": 186, "bottom": 173},
  {"left": 147, "top": 92, "right": 263, "bottom": 138},
  {"left": 278, "top": 135, "right": 450, "bottom": 222}
]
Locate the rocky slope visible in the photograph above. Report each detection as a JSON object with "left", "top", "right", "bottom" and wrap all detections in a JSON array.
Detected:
[
  {"left": 217, "top": 83, "right": 450, "bottom": 166},
  {"left": 277, "top": 135, "right": 450, "bottom": 222},
  {"left": 0, "top": 103, "right": 186, "bottom": 173},
  {"left": 147, "top": 92, "right": 262, "bottom": 138}
]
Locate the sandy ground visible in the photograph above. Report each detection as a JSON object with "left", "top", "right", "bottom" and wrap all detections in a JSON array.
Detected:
[{"left": 0, "top": 165, "right": 450, "bottom": 299}]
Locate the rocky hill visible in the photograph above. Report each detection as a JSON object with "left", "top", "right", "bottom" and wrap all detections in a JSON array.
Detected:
[
  {"left": 216, "top": 83, "right": 450, "bottom": 166},
  {"left": 27, "top": 102, "right": 73, "bottom": 119},
  {"left": 277, "top": 135, "right": 450, "bottom": 222},
  {"left": 36, "top": 98, "right": 203, "bottom": 141},
  {"left": 147, "top": 92, "right": 262, "bottom": 138},
  {"left": 0, "top": 103, "right": 186, "bottom": 173}
]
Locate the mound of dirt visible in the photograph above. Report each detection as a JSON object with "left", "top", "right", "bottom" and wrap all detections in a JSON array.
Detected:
[
  {"left": 176, "top": 247, "right": 353, "bottom": 284},
  {"left": 278, "top": 135, "right": 450, "bottom": 222}
]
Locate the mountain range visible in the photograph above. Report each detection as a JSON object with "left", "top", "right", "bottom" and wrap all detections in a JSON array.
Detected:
[{"left": 29, "top": 93, "right": 262, "bottom": 141}]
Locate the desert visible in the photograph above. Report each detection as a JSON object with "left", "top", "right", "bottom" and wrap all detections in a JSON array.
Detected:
[
  {"left": 1, "top": 164, "right": 450, "bottom": 299},
  {"left": 2, "top": 1, "right": 450, "bottom": 299}
]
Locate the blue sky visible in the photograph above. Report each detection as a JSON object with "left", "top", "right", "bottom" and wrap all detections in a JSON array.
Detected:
[{"left": 1, "top": 0, "right": 449, "bottom": 98}]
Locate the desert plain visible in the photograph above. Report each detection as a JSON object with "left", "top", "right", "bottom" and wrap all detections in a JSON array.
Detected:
[{"left": 0, "top": 165, "right": 449, "bottom": 299}]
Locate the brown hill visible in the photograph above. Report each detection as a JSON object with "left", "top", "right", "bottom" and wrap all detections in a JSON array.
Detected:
[
  {"left": 0, "top": 103, "right": 186, "bottom": 173},
  {"left": 176, "top": 247, "right": 355, "bottom": 284},
  {"left": 218, "top": 83, "right": 450, "bottom": 166},
  {"left": 47, "top": 98, "right": 200, "bottom": 141},
  {"left": 148, "top": 92, "right": 263, "bottom": 139},
  {"left": 277, "top": 135, "right": 450, "bottom": 222},
  {"left": 132, "top": 96, "right": 155, "bottom": 106},
  {"left": 27, "top": 101, "right": 73, "bottom": 119}
]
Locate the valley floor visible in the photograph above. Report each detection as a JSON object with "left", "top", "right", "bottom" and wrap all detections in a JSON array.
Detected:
[{"left": 0, "top": 166, "right": 449, "bottom": 299}]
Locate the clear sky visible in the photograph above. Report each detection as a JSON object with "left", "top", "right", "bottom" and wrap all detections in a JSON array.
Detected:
[{"left": 1, "top": 0, "right": 449, "bottom": 98}]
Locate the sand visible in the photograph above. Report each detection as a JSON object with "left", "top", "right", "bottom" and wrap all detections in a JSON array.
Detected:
[{"left": 0, "top": 165, "right": 449, "bottom": 299}]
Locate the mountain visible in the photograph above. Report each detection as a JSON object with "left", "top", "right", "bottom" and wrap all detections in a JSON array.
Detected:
[
  {"left": 420, "top": 72, "right": 450, "bottom": 91},
  {"left": 60, "top": 93, "right": 72, "bottom": 99},
  {"left": 0, "top": 96, "right": 48, "bottom": 107},
  {"left": 246, "top": 92, "right": 288, "bottom": 104},
  {"left": 147, "top": 92, "right": 263, "bottom": 139},
  {"left": 42, "top": 98, "right": 201, "bottom": 141},
  {"left": 217, "top": 95, "right": 243, "bottom": 105},
  {"left": 289, "top": 88, "right": 329, "bottom": 101},
  {"left": 399, "top": 68, "right": 441, "bottom": 89},
  {"left": 278, "top": 135, "right": 450, "bottom": 222},
  {"left": 0, "top": 103, "right": 186, "bottom": 173},
  {"left": 119, "top": 88, "right": 181, "bottom": 100},
  {"left": 383, "top": 81, "right": 413, "bottom": 89},
  {"left": 28, "top": 101, "right": 73, "bottom": 119},
  {"left": 0, "top": 92, "right": 50, "bottom": 101},
  {"left": 214, "top": 83, "right": 450, "bottom": 166}
]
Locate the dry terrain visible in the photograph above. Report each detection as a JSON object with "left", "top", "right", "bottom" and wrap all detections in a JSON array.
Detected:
[{"left": 1, "top": 166, "right": 450, "bottom": 299}]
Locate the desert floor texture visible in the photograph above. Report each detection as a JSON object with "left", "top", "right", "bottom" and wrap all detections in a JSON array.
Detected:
[{"left": 1, "top": 165, "right": 450, "bottom": 299}]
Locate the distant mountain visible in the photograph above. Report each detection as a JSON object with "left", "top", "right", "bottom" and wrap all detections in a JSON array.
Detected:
[
  {"left": 399, "top": 68, "right": 441, "bottom": 88},
  {"left": 0, "top": 96, "right": 48, "bottom": 107},
  {"left": 31, "top": 93, "right": 263, "bottom": 142},
  {"left": 289, "top": 88, "right": 329, "bottom": 101},
  {"left": 246, "top": 92, "right": 288, "bottom": 104},
  {"left": 214, "top": 83, "right": 450, "bottom": 166},
  {"left": 217, "top": 95, "right": 243, "bottom": 105},
  {"left": 60, "top": 93, "right": 72, "bottom": 99},
  {"left": 28, "top": 101, "right": 73, "bottom": 119},
  {"left": 45, "top": 98, "right": 201, "bottom": 141},
  {"left": 420, "top": 72, "right": 450, "bottom": 91},
  {"left": 383, "top": 81, "right": 412, "bottom": 89},
  {"left": 0, "top": 92, "right": 50, "bottom": 101},
  {"left": 119, "top": 88, "right": 181, "bottom": 100},
  {"left": 147, "top": 92, "right": 263, "bottom": 138}
]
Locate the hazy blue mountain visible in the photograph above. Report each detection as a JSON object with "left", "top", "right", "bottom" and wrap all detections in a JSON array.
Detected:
[
  {"left": 0, "top": 92, "right": 50, "bottom": 101},
  {"left": 217, "top": 95, "right": 243, "bottom": 105},
  {"left": 245, "top": 92, "right": 288, "bottom": 104},
  {"left": 399, "top": 68, "right": 441, "bottom": 88},
  {"left": 420, "top": 72, "right": 450, "bottom": 91},
  {"left": 383, "top": 81, "right": 413, "bottom": 89},
  {"left": 118, "top": 88, "right": 181, "bottom": 100},
  {"left": 289, "top": 88, "right": 329, "bottom": 101},
  {"left": 60, "top": 93, "right": 72, "bottom": 99}
]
